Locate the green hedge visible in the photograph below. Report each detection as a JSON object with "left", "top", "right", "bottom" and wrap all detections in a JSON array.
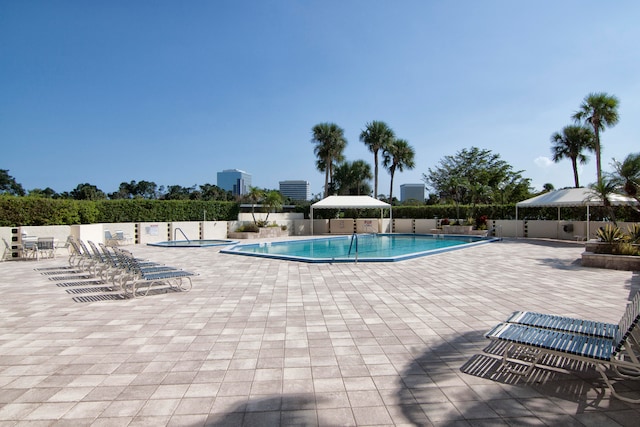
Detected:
[
  {"left": 311, "top": 204, "right": 640, "bottom": 222},
  {"left": 2, "top": 196, "right": 637, "bottom": 226},
  {"left": 0, "top": 197, "right": 239, "bottom": 226}
]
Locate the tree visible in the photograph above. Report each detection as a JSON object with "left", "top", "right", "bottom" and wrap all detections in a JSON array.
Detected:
[
  {"left": 263, "top": 190, "right": 283, "bottom": 223},
  {"left": 333, "top": 160, "right": 373, "bottom": 196},
  {"left": 311, "top": 123, "right": 347, "bottom": 198},
  {"left": 246, "top": 186, "right": 265, "bottom": 224},
  {"left": 70, "top": 183, "right": 106, "bottom": 200},
  {"left": 199, "top": 183, "right": 233, "bottom": 201},
  {"left": 360, "top": 121, "right": 395, "bottom": 199},
  {"left": 27, "top": 188, "right": 57, "bottom": 198},
  {"left": 423, "top": 147, "right": 532, "bottom": 217},
  {"left": 612, "top": 152, "right": 640, "bottom": 204},
  {"left": 383, "top": 138, "right": 415, "bottom": 204},
  {"left": 550, "top": 125, "right": 595, "bottom": 188},
  {"left": 542, "top": 183, "right": 555, "bottom": 192},
  {"left": 589, "top": 177, "right": 619, "bottom": 224},
  {"left": 161, "top": 185, "right": 193, "bottom": 200},
  {"left": 572, "top": 92, "right": 620, "bottom": 182},
  {"left": 0, "top": 169, "right": 25, "bottom": 196}
]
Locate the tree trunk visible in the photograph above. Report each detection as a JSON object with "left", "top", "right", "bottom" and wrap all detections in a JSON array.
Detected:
[{"left": 571, "top": 157, "right": 580, "bottom": 188}]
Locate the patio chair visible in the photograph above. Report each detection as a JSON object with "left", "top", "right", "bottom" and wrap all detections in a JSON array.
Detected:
[
  {"left": 105, "top": 230, "right": 132, "bottom": 246},
  {"left": 504, "top": 310, "right": 618, "bottom": 338},
  {"left": 2, "top": 238, "right": 19, "bottom": 261},
  {"left": 485, "top": 292, "right": 640, "bottom": 403},
  {"left": 112, "top": 247, "right": 195, "bottom": 298},
  {"left": 35, "top": 237, "right": 56, "bottom": 260}
]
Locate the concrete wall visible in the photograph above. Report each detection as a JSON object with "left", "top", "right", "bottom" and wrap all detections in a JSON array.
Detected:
[
  {"left": 237, "top": 212, "right": 304, "bottom": 223},
  {"left": 202, "top": 221, "right": 228, "bottom": 239},
  {"left": 393, "top": 219, "right": 414, "bottom": 233},
  {"left": 330, "top": 219, "right": 355, "bottom": 234},
  {"left": 414, "top": 219, "right": 438, "bottom": 233},
  {"left": 170, "top": 222, "right": 201, "bottom": 241},
  {"left": 137, "top": 222, "right": 171, "bottom": 245},
  {"left": 2, "top": 220, "right": 638, "bottom": 249},
  {"left": 355, "top": 219, "right": 379, "bottom": 233}
]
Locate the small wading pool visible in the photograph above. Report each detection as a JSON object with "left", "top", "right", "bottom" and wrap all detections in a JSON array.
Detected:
[
  {"left": 148, "top": 239, "right": 237, "bottom": 248},
  {"left": 221, "top": 233, "right": 496, "bottom": 263}
]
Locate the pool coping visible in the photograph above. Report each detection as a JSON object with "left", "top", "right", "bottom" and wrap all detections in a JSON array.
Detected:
[{"left": 220, "top": 233, "right": 500, "bottom": 263}]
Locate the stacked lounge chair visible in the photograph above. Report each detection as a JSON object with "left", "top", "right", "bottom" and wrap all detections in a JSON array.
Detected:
[
  {"left": 485, "top": 292, "right": 640, "bottom": 402},
  {"left": 66, "top": 236, "right": 195, "bottom": 298}
]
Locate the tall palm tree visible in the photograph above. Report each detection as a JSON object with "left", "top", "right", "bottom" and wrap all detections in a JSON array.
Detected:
[
  {"left": 359, "top": 121, "right": 395, "bottom": 199},
  {"left": 572, "top": 92, "right": 620, "bottom": 182},
  {"left": 383, "top": 138, "right": 415, "bottom": 203},
  {"left": 311, "top": 123, "right": 347, "bottom": 198},
  {"left": 550, "top": 125, "right": 595, "bottom": 188}
]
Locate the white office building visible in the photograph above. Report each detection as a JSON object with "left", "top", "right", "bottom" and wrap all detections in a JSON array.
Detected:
[{"left": 279, "top": 180, "right": 310, "bottom": 201}]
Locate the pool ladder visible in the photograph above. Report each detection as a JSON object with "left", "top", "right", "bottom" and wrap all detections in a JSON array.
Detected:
[
  {"left": 348, "top": 233, "right": 359, "bottom": 263},
  {"left": 174, "top": 227, "right": 191, "bottom": 243}
]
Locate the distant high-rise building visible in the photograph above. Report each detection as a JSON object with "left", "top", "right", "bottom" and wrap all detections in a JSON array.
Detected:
[
  {"left": 217, "top": 169, "right": 252, "bottom": 196},
  {"left": 400, "top": 184, "right": 425, "bottom": 202},
  {"left": 279, "top": 180, "right": 310, "bottom": 201}
]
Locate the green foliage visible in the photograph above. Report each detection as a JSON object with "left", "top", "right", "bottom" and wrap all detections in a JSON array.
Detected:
[
  {"left": 0, "top": 170, "right": 25, "bottom": 196},
  {"left": 613, "top": 243, "right": 639, "bottom": 256},
  {"left": 0, "top": 196, "right": 239, "bottom": 226},
  {"left": 236, "top": 223, "right": 259, "bottom": 232},
  {"left": 624, "top": 223, "right": 640, "bottom": 244},
  {"left": 333, "top": 160, "right": 372, "bottom": 196},
  {"left": 422, "top": 147, "right": 532, "bottom": 218},
  {"left": 596, "top": 224, "right": 624, "bottom": 243}
]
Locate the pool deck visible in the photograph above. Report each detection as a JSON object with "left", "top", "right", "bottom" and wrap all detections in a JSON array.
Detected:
[{"left": 0, "top": 237, "right": 639, "bottom": 426}]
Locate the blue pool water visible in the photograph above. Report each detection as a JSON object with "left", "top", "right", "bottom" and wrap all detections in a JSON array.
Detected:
[
  {"left": 221, "top": 234, "right": 495, "bottom": 263},
  {"left": 148, "top": 239, "right": 237, "bottom": 247}
]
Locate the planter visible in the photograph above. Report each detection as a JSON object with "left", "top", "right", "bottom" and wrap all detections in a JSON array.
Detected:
[
  {"left": 441, "top": 225, "right": 474, "bottom": 234},
  {"left": 228, "top": 227, "right": 288, "bottom": 240},
  {"left": 581, "top": 251, "right": 640, "bottom": 271}
]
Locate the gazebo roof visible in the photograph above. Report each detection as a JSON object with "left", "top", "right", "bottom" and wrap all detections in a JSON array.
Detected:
[
  {"left": 516, "top": 188, "right": 637, "bottom": 208},
  {"left": 311, "top": 195, "right": 391, "bottom": 209}
]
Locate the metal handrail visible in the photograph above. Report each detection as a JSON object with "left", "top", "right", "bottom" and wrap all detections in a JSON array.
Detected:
[
  {"left": 174, "top": 228, "right": 191, "bottom": 243},
  {"left": 347, "top": 233, "right": 358, "bottom": 263}
]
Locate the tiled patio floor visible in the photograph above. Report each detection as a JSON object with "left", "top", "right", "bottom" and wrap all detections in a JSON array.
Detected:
[{"left": 0, "top": 238, "right": 639, "bottom": 426}]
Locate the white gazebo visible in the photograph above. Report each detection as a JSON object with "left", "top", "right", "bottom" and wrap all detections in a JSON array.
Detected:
[
  {"left": 515, "top": 188, "right": 638, "bottom": 238},
  {"left": 310, "top": 195, "right": 392, "bottom": 235}
]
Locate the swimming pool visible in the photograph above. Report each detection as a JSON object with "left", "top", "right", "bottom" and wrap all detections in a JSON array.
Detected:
[
  {"left": 148, "top": 239, "right": 237, "bottom": 248},
  {"left": 221, "top": 234, "right": 496, "bottom": 262}
]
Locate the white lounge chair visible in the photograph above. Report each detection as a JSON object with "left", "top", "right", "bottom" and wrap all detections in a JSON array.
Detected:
[{"left": 485, "top": 292, "right": 640, "bottom": 403}]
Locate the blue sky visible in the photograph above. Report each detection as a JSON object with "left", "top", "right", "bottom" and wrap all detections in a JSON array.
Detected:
[{"left": 1, "top": 1, "right": 638, "bottom": 198}]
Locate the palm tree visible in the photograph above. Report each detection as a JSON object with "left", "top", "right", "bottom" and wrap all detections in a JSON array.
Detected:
[
  {"left": 612, "top": 152, "right": 640, "bottom": 203},
  {"left": 572, "top": 92, "right": 620, "bottom": 182},
  {"left": 246, "top": 186, "right": 265, "bottom": 224},
  {"left": 550, "top": 125, "right": 596, "bottom": 188},
  {"left": 334, "top": 160, "right": 373, "bottom": 195},
  {"left": 383, "top": 138, "right": 415, "bottom": 203},
  {"left": 263, "top": 190, "right": 283, "bottom": 223},
  {"left": 359, "top": 121, "right": 395, "bottom": 199},
  {"left": 311, "top": 123, "right": 347, "bottom": 198},
  {"left": 589, "top": 177, "right": 619, "bottom": 224}
]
